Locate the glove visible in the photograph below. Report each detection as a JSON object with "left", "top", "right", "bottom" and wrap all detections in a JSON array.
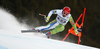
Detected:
[
  {"left": 75, "top": 30, "right": 79, "bottom": 35},
  {"left": 46, "top": 16, "right": 50, "bottom": 22}
]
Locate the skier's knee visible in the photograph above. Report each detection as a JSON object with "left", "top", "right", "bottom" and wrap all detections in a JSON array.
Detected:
[{"left": 50, "top": 26, "right": 65, "bottom": 35}]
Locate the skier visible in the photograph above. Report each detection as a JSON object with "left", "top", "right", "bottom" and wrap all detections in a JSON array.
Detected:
[{"left": 32, "top": 7, "right": 79, "bottom": 38}]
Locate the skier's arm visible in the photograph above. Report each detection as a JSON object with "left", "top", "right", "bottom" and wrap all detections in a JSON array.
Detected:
[
  {"left": 69, "top": 16, "right": 79, "bottom": 34},
  {"left": 46, "top": 10, "right": 58, "bottom": 22},
  {"left": 47, "top": 10, "right": 58, "bottom": 17}
]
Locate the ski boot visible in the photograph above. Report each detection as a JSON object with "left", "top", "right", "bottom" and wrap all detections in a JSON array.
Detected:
[
  {"left": 32, "top": 28, "right": 40, "bottom": 32},
  {"left": 46, "top": 31, "right": 51, "bottom": 38}
]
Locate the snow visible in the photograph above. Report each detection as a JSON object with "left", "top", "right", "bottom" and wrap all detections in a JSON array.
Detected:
[{"left": 0, "top": 8, "right": 98, "bottom": 49}]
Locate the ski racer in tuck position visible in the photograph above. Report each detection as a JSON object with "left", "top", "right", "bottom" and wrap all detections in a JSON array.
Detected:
[{"left": 33, "top": 7, "right": 79, "bottom": 38}]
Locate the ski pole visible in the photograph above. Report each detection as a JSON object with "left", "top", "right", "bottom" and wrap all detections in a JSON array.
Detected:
[{"left": 39, "top": 13, "right": 47, "bottom": 22}]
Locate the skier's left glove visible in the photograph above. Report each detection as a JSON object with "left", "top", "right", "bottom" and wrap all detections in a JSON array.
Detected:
[
  {"left": 75, "top": 30, "right": 79, "bottom": 35},
  {"left": 46, "top": 16, "right": 50, "bottom": 22}
]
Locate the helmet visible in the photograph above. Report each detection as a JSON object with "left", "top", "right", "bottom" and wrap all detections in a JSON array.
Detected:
[{"left": 63, "top": 7, "right": 71, "bottom": 14}]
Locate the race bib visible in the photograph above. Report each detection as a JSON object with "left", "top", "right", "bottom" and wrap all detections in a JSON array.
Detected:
[{"left": 57, "top": 16, "right": 67, "bottom": 23}]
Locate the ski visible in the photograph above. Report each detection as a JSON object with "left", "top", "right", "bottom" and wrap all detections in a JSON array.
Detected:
[
  {"left": 21, "top": 30, "right": 49, "bottom": 38},
  {"left": 21, "top": 30, "right": 38, "bottom": 33}
]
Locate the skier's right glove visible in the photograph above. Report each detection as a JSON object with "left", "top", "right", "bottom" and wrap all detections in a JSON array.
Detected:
[
  {"left": 46, "top": 16, "right": 50, "bottom": 22},
  {"left": 75, "top": 30, "right": 79, "bottom": 35}
]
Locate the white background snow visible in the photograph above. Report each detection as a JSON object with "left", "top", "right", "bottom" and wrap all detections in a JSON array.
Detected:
[{"left": 0, "top": 8, "right": 98, "bottom": 49}]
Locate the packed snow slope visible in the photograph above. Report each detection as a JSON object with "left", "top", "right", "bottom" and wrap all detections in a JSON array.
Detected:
[{"left": 0, "top": 8, "right": 98, "bottom": 49}]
